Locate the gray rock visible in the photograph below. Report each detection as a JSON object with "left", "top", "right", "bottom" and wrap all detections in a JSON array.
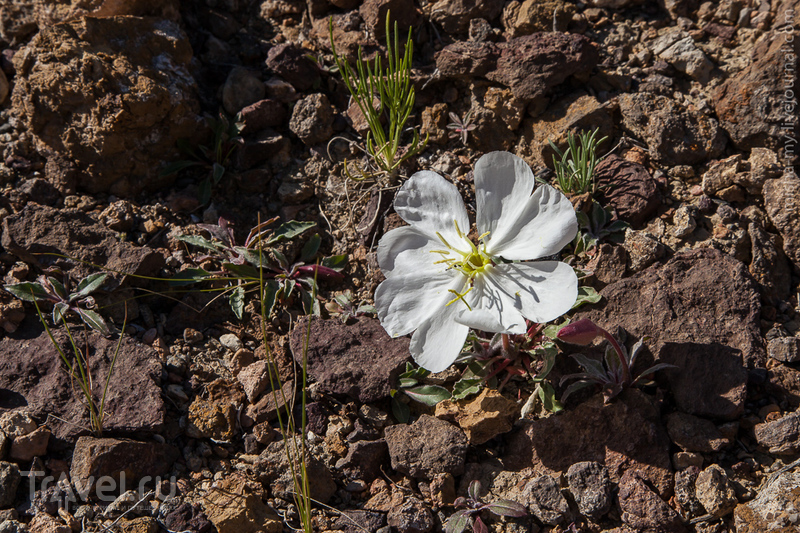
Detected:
[
  {"left": 623, "top": 228, "right": 666, "bottom": 272},
  {"left": 650, "top": 29, "right": 713, "bottom": 82},
  {"left": 734, "top": 469, "right": 800, "bottom": 532},
  {"left": 764, "top": 170, "right": 800, "bottom": 270},
  {"left": 666, "top": 412, "right": 731, "bottom": 453},
  {"left": 768, "top": 337, "right": 800, "bottom": 363},
  {"left": 0, "top": 412, "right": 36, "bottom": 438},
  {"left": 0, "top": 462, "right": 20, "bottom": 508},
  {"left": 619, "top": 92, "right": 725, "bottom": 166},
  {"left": 754, "top": 409, "right": 800, "bottom": 454},
  {"left": 257, "top": 438, "right": 336, "bottom": 504},
  {"left": 671, "top": 204, "right": 697, "bottom": 238},
  {"left": 335, "top": 439, "right": 389, "bottom": 482},
  {"left": 523, "top": 475, "right": 570, "bottom": 525},
  {"left": 566, "top": 462, "right": 612, "bottom": 519},
  {"left": 386, "top": 495, "right": 434, "bottom": 533},
  {"left": 695, "top": 465, "right": 737, "bottom": 518},
  {"left": 289, "top": 93, "right": 334, "bottom": 146},
  {"left": 384, "top": 415, "right": 468, "bottom": 480},
  {"left": 222, "top": 67, "right": 265, "bottom": 115},
  {"left": 675, "top": 466, "right": 704, "bottom": 517},
  {"left": 237, "top": 360, "right": 269, "bottom": 403},
  {"left": 289, "top": 316, "right": 410, "bottom": 403}
]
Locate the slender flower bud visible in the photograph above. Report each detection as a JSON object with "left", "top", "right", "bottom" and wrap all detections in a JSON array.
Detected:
[{"left": 556, "top": 318, "right": 602, "bottom": 345}]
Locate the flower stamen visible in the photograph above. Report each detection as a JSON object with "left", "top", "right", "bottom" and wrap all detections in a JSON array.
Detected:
[{"left": 445, "top": 286, "right": 473, "bottom": 310}]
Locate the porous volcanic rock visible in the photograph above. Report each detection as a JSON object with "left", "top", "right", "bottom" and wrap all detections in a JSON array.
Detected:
[
  {"left": 734, "top": 469, "right": 800, "bottom": 532},
  {"left": 289, "top": 316, "right": 410, "bottom": 402},
  {"left": 578, "top": 247, "right": 764, "bottom": 369},
  {"left": 754, "top": 408, "right": 800, "bottom": 455},
  {"left": 428, "top": 0, "right": 505, "bottom": 34},
  {"left": 619, "top": 92, "right": 725, "bottom": 166},
  {"left": 764, "top": 170, "right": 800, "bottom": 270},
  {"left": 11, "top": 16, "right": 203, "bottom": 197},
  {"left": 618, "top": 470, "right": 687, "bottom": 532},
  {"left": 504, "top": 390, "right": 673, "bottom": 497},
  {"left": 0, "top": 322, "right": 166, "bottom": 444},
  {"left": 715, "top": 31, "right": 800, "bottom": 151},
  {"left": 436, "top": 33, "right": 597, "bottom": 102},
  {"left": 384, "top": 415, "right": 468, "bottom": 480}
]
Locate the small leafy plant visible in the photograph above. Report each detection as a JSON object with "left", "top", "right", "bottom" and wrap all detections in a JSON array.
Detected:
[
  {"left": 447, "top": 480, "right": 527, "bottom": 533},
  {"left": 6, "top": 272, "right": 112, "bottom": 335},
  {"left": 173, "top": 218, "right": 345, "bottom": 318},
  {"left": 329, "top": 12, "right": 428, "bottom": 181},
  {"left": 549, "top": 128, "right": 608, "bottom": 196},
  {"left": 325, "top": 290, "right": 377, "bottom": 323},
  {"left": 160, "top": 111, "right": 244, "bottom": 205},
  {"left": 447, "top": 110, "right": 477, "bottom": 146},
  {"left": 557, "top": 318, "right": 676, "bottom": 403}
]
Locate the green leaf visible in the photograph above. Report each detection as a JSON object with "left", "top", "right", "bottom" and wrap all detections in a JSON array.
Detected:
[
  {"left": 159, "top": 159, "right": 201, "bottom": 178},
  {"left": 5, "top": 282, "right": 49, "bottom": 302},
  {"left": 320, "top": 254, "right": 347, "bottom": 271},
  {"left": 47, "top": 277, "right": 68, "bottom": 300},
  {"left": 543, "top": 318, "right": 570, "bottom": 340},
  {"left": 468, "top": 480, "right": 482, "bottom": 501},
  {"left": 452, "top": 377, "right": 482, "bottom": 400},
  {"left": 221, "top": 263, "right": 260, "bottom": 280},
  {"left": 261, "top": 280, "right": 280, "bottom": 318},
  {"left": 560, "top": 380, "right": 596, "bottom": 403},
  {"left": 404, "top": 385, "right": 451, "bottom": 406},
  {"left": 300, "top": 234, "right": 321, "bottom": 263},
  {"left": 485, "top": 500, "right": 528, "bottom": 518},
  {"left": 399, "top": 377, "right": 419, "bottom": 388},
  {"left": 572, "top": 354, "right": 607, "bottom": 378},
  {"left": 266, "top": 220, "right": 316, "bottom": 245},
  {"left": 571, "top": 286, "right": 601, "bottom": 310},
  {"left": 536, "top": 382, "right": 563, "bottom": 413},
  {"left": 177, "top": 234, "right": 224, "bottom": 252},
  {"left": 211, "top": 162, "right": 226, "bottom": 185},
  {"left": 198, "top": 177, "right": 212, "bottom": 205},
  {"left": 445, "top": 510, "right": 472, "bottom": 533},
  {"left": 52, "top": 302, "right": 69, "bottom": 325},
  {"left": 168, "top": 268, "right": 211, "bottom": 286},
  {"left": 229, "top": 285, "right": 245, "bottom": 320},
  {"left": 391, "top": 397, "right": 410, "bottom": 424},
  {"left": 76, "top": 308, "right": 112, "bottom": 336},
  {"left": 73, "top": 273, "right": 108, "bottom": 300}
]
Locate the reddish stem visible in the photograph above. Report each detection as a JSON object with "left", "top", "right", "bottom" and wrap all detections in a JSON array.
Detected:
[{"left": 599, "top": 328, "right": 632, "bottom": 385}]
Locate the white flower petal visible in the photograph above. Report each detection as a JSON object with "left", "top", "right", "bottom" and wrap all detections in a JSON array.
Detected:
[
  {"left": 375, "top": 270, "right": 464, "bottom": 338},
  {"left": 377, "top": 225, "right": 449, "bottom": 278},
  {"left": 393, "top": 171, "right": 470, "bottom": 245},
  {"left": 409, "top": 303, "right": 470, "bottom": 373},
  {"left": 474, "top": 151, "right": 536, "bottom": 239},
  {"left": 485, "top": 262, "right": 578, "bottom": 323},
  {"left": 485, "top": 184, "right": 578, "bottom": 261},
  {"left": 454, "top": 273, "right": 527, "bottom": 334}
]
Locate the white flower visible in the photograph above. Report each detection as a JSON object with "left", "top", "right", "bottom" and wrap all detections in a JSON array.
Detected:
[{"left": 375, "top": 151, "right": 579, "bottom": 372}]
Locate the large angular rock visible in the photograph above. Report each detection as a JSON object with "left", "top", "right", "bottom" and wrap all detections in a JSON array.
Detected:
[
  {"left": 384, "top": 415, "right": 468, "bottom": 480},
  {"left": 0, "top": 322, "right": 166, "bottom": 444},
  {"left": 618, "top": 470, "right": 687, "bottom": 533},
  {"left": 715, "top": 31, "right": 800, "bottom": 150},
  {"left": 619, "top": 92, "right": 725, "bottom": 166},
  {"left": 566, "top": 461, "right": 613, "bottom": 520},
  {"left": 289, "top": 316, "right": 410, "bottom": 402},
  {"left": 428, "top": 0, "right": 504, "bottom": 34},
  {"left": 504, "top": 390, "right": 673, "bottom": 497},
  {"left": 256, "top": 438, "right": 336, "bottom": 504},
  {"left": 650, "top": 29, "right": 713, "bottom": 82},
  {"left": 70, "top": 437, "right": 179, "bottom": 497},
  {"left": 578, "top": 247, "right": 764, "bottom": 369},
  {"left": 754, "top": 408, "right": 800, "bottom": 455},
  {"left": 202, "top": 474, "right": 281, "bottom": 533},
  {"left": 11, "top": 16, "right": 203, "bottom": 197},
  {"left": 1, "top": 205, "right": 164, "bottom": 284},
  {"left": 437, "top": 33, "right": 597, "bottom": 102},
  {"left": 764, "top": 170, "right": 800, "bottom": 270}
]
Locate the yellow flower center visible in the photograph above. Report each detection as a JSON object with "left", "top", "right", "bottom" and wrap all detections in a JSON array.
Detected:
[{"left": 430, "top": 220, "right": 493, "bottom": 310}]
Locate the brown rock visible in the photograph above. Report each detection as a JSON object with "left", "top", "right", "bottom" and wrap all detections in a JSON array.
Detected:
[
  {"left": 186, "top": 380, "right": 242, "bottom": 442},
  {"left": 70, "top": 437, "right": 178, "bottom": 497},
  {"left": 619, "top": 92, "right": 725, "bottom": 166},
  {"left": 502, "top": 0, "right": 575, "bottom": 37},
  {"left": 618, "top": 470, "right": 687, "bottom": 533},
  {"left": 768, "top": 337, "right": 800, "bottom": 363},
  {"left": 0, "top": 324, "right": 165, "bottom": 443},
  {"left": 435, "top": 388, "right": 518, "bottom": 444},
  {"left": 748, "top": 221, "right": 793, "bottom": 305},
  {"left": 764, "top": 170, "right": 800, "bottom": 270},
  {"left": 384, "top": 415, "right": 469, "bottom": 480},
  {"left": 715, "top": 31, "right": 799, "bottom": 150},
  {"left": 239, "top": 99, "right": 286, "bottom": 134},
  {"left": 666, "top": 412, "right": 731, "bottom": 453},
  {"left": 241, "top": 380, "right": 294, "bottom": 427},
  {"left": 734, "top": 470, "right": 800, "bottom": 532},
  {"left": 11, "top": 16, "right": 203, "bottom": 197},
  {"left": 289, "top": 93, "right": 334, "bottom": 146},
  {"left": 289, "top": 316, "right": 410, "bottom": 402},
  {"left": 359, "top": 0, "right": 420, "bottom": 36},
  {"left": 265, "top": 43, "right": 319, "bottom": 92},
  {"left": 9, "top": 426, "right": 50, "bottom": 461},
  {"left": 578, "top": 247, "right": 765, "bottom": 369},
  {"left": 595, "top": 155, "right": 662, "bottom": 228},
  {"left": 429, "top": 0, "right": 505, "bottom": 34},
  {"left": 695, "top": 464, "right": 737, "bottom": 518},
  {"left": 28, "top": 513, "right": 71, "bottom": 533},
  {"left": 766, "top": 362, "right": 800, "bottom": 408},
  {"left": 754, "top": 408, "right": 800, "bottom": 454},
  {"left": 504, "top": 390, "right": 673, "bottom": 497},
  {"left": 257, "top": 438, "right": 337, "bottom": 504},
  {"left": 202, "top": 474, "right": 281, "bottom": 533},
  {"left": 420, "top": 103, "right": 449, "bottom": 145},
  {"left": 237, "top": 360, "right": 270, "bottom": 403},
  {"left": 116, "top": 517, "right": 159, "bottom": 533}
]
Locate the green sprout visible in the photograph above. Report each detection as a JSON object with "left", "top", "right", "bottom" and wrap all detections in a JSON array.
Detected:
[
  {"left": 329, "top": 12, "right": 428, "bottom": 182},
  {"left": 447, "top": 480, "right": 527, "bottom": 533},
  {"left": 548, "top": 128, "right": 608, "bottom": 196}
]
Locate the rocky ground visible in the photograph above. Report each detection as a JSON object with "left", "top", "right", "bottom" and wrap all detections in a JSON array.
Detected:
[{"left": 0, "top": 0, "right": 798, "bottom": 532}]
